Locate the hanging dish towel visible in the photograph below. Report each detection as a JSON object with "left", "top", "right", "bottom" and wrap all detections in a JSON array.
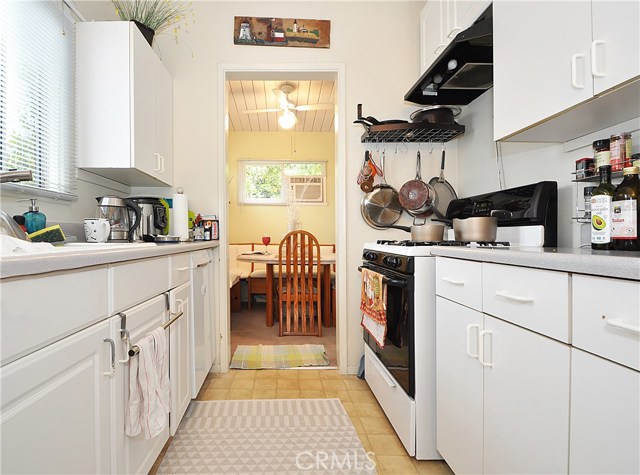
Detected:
[
  {"left": 360, "top": 268, "right": 387, "bottom": 348},
  {"left": 125, "top": 328, "right": 170, "bottom": 439}
]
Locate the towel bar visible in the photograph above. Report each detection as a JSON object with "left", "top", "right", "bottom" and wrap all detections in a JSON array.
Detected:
[{"left": 128, "top": 310, "right": 184, "bottom": 357}]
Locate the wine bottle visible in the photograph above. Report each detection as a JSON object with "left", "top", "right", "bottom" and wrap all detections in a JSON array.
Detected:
[
  {"left": 612, "top": 166, "right": 640, "bottom": 251},
  {"left": 591, "top": 165, "right": 615, "bottom": 250}
]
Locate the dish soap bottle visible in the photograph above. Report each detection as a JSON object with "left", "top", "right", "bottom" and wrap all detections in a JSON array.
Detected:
[
  {"left": 612, "top": 166, "right": 640, "bottom": 251},
  {"left": 19, "top": 198, "right": 46, "bottom": 234},
  {"left": 591, "top": 165, "right": 615, "bottom": 250}
]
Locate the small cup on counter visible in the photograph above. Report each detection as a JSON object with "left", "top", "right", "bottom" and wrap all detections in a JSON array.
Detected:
[{"left": 84, "top": 218, "right": 111, "bottom": 243}]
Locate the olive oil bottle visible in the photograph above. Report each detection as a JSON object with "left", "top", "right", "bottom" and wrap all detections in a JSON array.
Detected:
[
  {"left": 612, "top": 166, "right": 640, "bottom": 251},
  {"left": 591, "top": 165, "right": 615, "bottom": 250}
]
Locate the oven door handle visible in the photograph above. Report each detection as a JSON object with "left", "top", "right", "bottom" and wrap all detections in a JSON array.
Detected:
[{"left": 358, "top": 266, "right": 407, "bottom": 288}]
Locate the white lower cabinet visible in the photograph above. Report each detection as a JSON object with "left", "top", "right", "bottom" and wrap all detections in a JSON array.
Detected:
[
  {"left": 570, "top": 349, "right": 640, "bottom": 475},
  {"left": 169, "top": 282, "right": 192, "bottom": 435},
  {"left": 0, "top": 319, "right": 113, "bottom": 474},
  {"left": 436, "top": 296, "right": 570, "bottom": 475},
  {"left": 114, "top": 294, "right": 169, "bottom": 475}
]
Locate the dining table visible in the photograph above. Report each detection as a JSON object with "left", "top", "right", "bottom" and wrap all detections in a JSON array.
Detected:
[{"left": 236, "top": 251, "right": 336, "bottom": 328}]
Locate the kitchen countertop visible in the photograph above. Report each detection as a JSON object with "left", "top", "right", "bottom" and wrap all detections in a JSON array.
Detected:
[
  {"left": 430, "top": 246, "right": 640, "bottom": 281},
  {"left": 0, "top": 241, "right": 219, "bottom": 279}
]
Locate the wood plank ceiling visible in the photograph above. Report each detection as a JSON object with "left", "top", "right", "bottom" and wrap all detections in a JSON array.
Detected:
[{"left": 227, "top": 80, "right": 336, "bottom": 133}]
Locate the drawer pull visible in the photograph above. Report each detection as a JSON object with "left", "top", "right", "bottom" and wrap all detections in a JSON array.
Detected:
[
  {"left": 466, "top": 324, "right": 480, "bottom": 359},
  {"left": 176, "top": 266, "right": 190, "bottom": 271},
  {"left": 441, "top": 277, "right": 465, "bottom": 285},
  {"left": 478, "top": 330, "right": 493, "bottom": 368},
  {"left": 495, "top": 290, "right": 534, "bottom": 303},
  {"left": 370, "top": 352, "right": 397, "bottom": 389},
  {"left": 605, "top": 318, "right": 640, "bottom": 335}
]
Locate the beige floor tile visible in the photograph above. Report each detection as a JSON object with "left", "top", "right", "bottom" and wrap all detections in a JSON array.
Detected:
[
  {"left": 341, "top": 402, "right": 358, "bottom": 419},
  {"left": 276, "top": 389, "right": 301, "bottom": 399},
  {"left": 358, "top": 433, "right": 372, "bottom": 453},
  {"left": 233, "top": 370, "right": 257, "bottom": 379},
  {"left": 277, "top": 370, "right": 300, "bottom": 379},
  {"left": 255, "top": 370, "right": 279, "bottom": 379},
  {"left": 367, "top": 435, "right": 409, "bottom": 456},
  {"left": 377, "top": 455, "right": 419, "bottom": 474},
  {"left": 252, "top": 389, "right": 277, "bottom": 399},
  {"left": 319, "top": 369, "right": 342, "bottom": 379},
  {"left": 298, "top": 369, "right": 321, "bottom": 379},
  {"left": 199, "top": 388, "right": 228, "bottom": 400},
  {"left": 253, "top": 378, "right": 277, "bottom": 390},
  {"left": 323, "top": 389, "right": 352, "bottom": 403},
  {"left": 356, "top": 402, "right": 386, "bottom": 418},
  {"left": 343, "top": 376, "right": 369, "bottom": 391},
  {"left": 360, "top": 416, "right": 395, "bottom": 435},
  {"left": 226, "top": 389, "right": 253, "bottom": 400},
  {"left": 349, "top": 390, "right": 377, "bottom": 404},
  {"left": 321, "top": 379, "right": 348, "bottom": 391},
  {"left": 299, "top": 389, "right": 325, "bottom": 398},
  {"left": 229, "top": 379, "right": 255, "bottom": 390},
  {"left": 299, "top": 379, "right": 323, "bottom": 391},
  {"left": 276, "top": 379, "right": 300, "bottom": 390},
  {"left": 208, "top": 377, "right": 234, "bottom": 389},
  {"left": 412, "top": 460, "right": 455, "bottom": 475},
  {"left": 350, "top": 417, "right": 366, "bottom": 436}
]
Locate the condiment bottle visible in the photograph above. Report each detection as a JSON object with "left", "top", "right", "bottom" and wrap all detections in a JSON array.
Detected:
[
  {"left": 611, "top": 166, "right": 640, "bottom": 251},
  {"left": 18, "top": 198, "right": 46, "bottom": 234},
  {"left": 593, "top": 139, "right": 611, "bottom": 171},
  {"left": 610, "top": 134, "right": 626, "bottom": 172},
  {"left": 591, "top": 165, "right": 615, "bottom": 250}
]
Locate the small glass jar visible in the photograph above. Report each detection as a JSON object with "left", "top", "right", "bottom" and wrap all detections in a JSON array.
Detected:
[
  {"left": 575, "top": 157, "right": 594, "bottom": 179},
  {"left": 583, "top": 186, "right": 596, "bottom": 218},
  {"left": 622, "top": 132, "right": 633, "bottom": 168},
  {"left": 632, "top": 153, "right": 640, "bottom": 169},
  {"left": 593, "top": 139, "right": 611, "bottom": 170},
  {"left": 610, "top": 133, "right": 626, "bottom": 172}
]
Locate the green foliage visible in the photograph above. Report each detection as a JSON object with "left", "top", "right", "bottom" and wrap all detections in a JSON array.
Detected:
[
  {"left": 245, "top": 165, "right": 282, "bottom": 199},
  {"left": 111, "top": 0, "right": 190, "bottom": 33}
]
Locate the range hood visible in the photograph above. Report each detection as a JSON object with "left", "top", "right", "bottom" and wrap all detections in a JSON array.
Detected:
[{"left": 405, "top": 4, "right": 493, "bottom": 106}]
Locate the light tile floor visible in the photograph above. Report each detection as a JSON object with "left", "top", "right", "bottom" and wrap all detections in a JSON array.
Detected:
[{"left": 151, "top": 369, "right": 454, "bottom": 475}]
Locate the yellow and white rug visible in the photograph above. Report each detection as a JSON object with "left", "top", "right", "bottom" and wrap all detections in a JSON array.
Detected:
[
  {"left": 230, "top": 344, "right": 330, "bottom": 370},
  {"left": 157, "top": 399, "right": 376, "bottom": 474}
]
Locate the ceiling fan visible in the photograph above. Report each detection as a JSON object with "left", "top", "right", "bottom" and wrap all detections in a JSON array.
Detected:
[{"left": 241, "top": 83, "right": 334, "bottom": 115}]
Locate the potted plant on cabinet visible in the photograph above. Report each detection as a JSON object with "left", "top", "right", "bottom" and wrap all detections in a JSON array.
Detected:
[{"left": 111, "top": 0, "right": 193, "bottom": 46}]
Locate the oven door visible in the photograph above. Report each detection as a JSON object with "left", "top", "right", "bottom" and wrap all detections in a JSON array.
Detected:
[{"left": 361, "top": 264, "right": 415, "bottom": 397}]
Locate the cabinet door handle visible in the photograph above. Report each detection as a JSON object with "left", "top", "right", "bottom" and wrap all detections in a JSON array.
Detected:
[
  {"left": 119, "top": 329, "right": 131, "bottom": 364},
  {"left": 103, "top": 338, "right": 116, "bottom": 376},
  {"left": 591, "top": 40, "right": 605, "bottom": 77},
  {"left": 466, "top": 324, "right": 480, "bottom": 359},
  {"left": 176, "top": 266, "right": 190, "bottom": 271},
  {"left": 447, "top": 27, "right": 461, "bottom": 39},
  {"left": 159, "top": 155, "right": 165, "bottom": 174},
  {"left": 154, "top": 153, "right": 162, "bottom": 172},
  {"left": 201, "top": 284, "right": 207, "bottom": 296},
  {"left": 571, "top": 54, "right": 585, "bottom": 89},
  {"left": 495, "top": 290, "right": 534, "bottom": 303},
  {"left": 370, "top": 352, "right": 397, "bottom": 388},
  {"left": 605, "top": 318, "right": 640, "bottom": 335},
  {"left": 441, "top": 277, "right": 465, "bottom": 285},
  {"left": 478, "top": 330, "right": 493, "bottom": 368},
  {"left": 434, "top": 43, "right": 446, "bottom": 54}
]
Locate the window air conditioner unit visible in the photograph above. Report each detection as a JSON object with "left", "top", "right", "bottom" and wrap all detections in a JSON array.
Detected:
[{"left": 288, "top": 176, "right": 325, "bottom": 203}]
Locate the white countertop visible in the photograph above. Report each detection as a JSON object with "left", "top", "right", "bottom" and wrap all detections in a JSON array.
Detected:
[
  {"left": 0, "top": 241, "right": 219, "bottom": 279},
  {"left": 429, "top": 247, "right": 640, "bottom": 281}
]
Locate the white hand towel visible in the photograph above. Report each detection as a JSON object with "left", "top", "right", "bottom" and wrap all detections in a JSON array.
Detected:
[{"left": 125, "top": 328, "right": 171, "bottom": 439}]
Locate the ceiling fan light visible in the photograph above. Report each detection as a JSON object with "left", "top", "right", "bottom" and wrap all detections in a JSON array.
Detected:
[{"left": 278, "top": 110, "right": 298, "bottom": 129}]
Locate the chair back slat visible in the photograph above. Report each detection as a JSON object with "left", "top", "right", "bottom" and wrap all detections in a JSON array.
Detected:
[{"left": 277, "top": 230, "right": 322, "bottom": 336}]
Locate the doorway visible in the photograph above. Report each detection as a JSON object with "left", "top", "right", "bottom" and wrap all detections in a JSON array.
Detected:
[{"left": 217, "top": 64, "right": 347, "bottom": 373}]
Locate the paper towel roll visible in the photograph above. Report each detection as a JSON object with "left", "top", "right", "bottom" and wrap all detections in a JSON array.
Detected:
[{"left": 172, "top": 192, "right": 189, "bottom": 241}]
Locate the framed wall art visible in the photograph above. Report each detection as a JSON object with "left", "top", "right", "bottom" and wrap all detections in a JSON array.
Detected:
[{"left": 234, "top": 16, "right": 330, "bottom": 49}]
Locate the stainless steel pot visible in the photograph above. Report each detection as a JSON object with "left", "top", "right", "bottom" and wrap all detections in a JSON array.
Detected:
[
  {"left": 386, "top": 222, "right": 445, "bottom": 241},
  {"left": 399, "top": 151, "right": 435, "bottom": 215},
  {"left": 452, "top": 217, "right": 497, "bottom": 242}
]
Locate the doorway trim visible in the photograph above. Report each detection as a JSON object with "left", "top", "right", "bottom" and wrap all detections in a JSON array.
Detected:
[{"left": 217, "top": 62, "right": 347, "bottom": 374}]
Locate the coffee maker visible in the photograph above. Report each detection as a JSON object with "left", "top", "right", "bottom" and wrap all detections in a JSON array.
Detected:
[
  {"left": 95, "top": 196, "right": 141, "bottom": 242},
  {"left": 128, "top": 196, "right": 168, "bottom": 241}
]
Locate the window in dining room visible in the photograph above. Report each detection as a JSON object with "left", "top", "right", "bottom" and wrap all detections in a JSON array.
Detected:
[{"left": 239, "top": 160, "right": 326, "bottom": 205}]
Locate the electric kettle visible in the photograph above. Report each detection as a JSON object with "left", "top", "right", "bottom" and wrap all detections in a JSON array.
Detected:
[
  {"left": 128, "top": 196, "right": 168, "bottom": 242},
  {"left": 95, "top": 196, "right": 141, "bottom": 242}
]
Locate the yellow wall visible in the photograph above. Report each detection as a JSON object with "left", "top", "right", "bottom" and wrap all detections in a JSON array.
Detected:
[{"left": 227, "top": 131, "right": 335, "bottom": 244}]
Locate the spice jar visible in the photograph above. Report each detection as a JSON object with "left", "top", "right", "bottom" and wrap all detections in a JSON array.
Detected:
[
  {"left": 622, "top": 132, "right": 633, "bottom": 168},
  {"left": 593, "top": 139, "right": 611, "bottom": 170},
  {"left": 575, "top": 157, "right": 594, "bottom": 179},
  {"left": 632, "top": 153, "right": 640, "bottom": 169},
  {"left": 583, "top": 186, "right": 596, "bottom": 218},
  {"left": 610, "top": 133, "right": 626, "bottom": 172}
]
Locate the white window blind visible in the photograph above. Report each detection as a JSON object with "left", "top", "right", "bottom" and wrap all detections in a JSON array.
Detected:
[{"left": 0, "top": 1, "right": 77, "bottom": 199}]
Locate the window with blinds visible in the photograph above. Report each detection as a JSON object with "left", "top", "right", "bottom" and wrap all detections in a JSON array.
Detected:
[{"left": 0, "top": 1, "right": 77, "bottom": 199}]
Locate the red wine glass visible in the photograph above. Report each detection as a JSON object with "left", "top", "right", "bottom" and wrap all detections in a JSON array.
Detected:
[{"left": 261, "top": 235, "right": 271, "bottom": 253}]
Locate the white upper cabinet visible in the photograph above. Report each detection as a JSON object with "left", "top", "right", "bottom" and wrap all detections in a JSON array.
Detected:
[
  {"left": 77, "top": 21, "right": 173, "bottom": 186},
  {"left": 420, "top": 0, "right": 491, "bottom": 73},
  {"left": 494, "top": 0, "right": 640, "bottom": 142}
]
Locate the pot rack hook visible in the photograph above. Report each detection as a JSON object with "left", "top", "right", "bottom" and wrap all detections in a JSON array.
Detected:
[{"left": 400, "top": 139, "right": 409, "bottom": 155}]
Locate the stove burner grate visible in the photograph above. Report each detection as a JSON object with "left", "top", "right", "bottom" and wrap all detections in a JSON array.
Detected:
[{"left": 376, "top": 239, "right": 511, "bottom": 247}]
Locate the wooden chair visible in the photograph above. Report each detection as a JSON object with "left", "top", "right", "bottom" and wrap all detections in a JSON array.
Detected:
[{"left": 276, "top": 230, "right": 322, "bottom": 336}]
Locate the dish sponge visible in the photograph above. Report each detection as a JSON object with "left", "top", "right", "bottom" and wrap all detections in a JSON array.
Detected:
[{"left": 28, "top": 225, "right": 66, "bottom": 243}]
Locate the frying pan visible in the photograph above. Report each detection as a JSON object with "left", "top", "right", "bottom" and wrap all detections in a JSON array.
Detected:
[
  {"left": 361, "top": 151, "right": 403, "bottom": 229},
  {"left": 428, "top": 147, "right": 458, "bottom": 220},
  {"left": 399, "top": 150, "right": 435, "bottom": 216}
]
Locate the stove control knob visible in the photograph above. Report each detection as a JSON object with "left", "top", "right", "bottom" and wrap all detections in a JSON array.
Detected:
[
  {"left": 383, "top": 255, "right": 402, "bottom": 268},
  {"left": 363, "top": 251, "right": 377, "bottom": 262}
]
